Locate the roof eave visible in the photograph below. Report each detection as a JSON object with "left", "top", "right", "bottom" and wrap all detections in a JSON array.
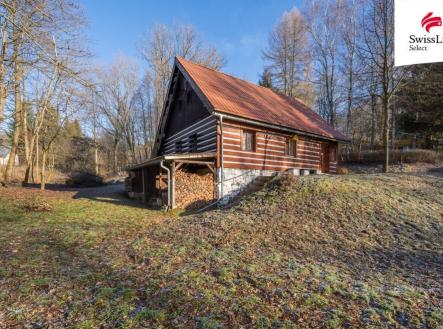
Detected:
[
  {"left": 127, "top": 152, "right": 217, "bottom": 170},
  {"left": 214, "top": 110, "right": 350, "bottom": 143}
]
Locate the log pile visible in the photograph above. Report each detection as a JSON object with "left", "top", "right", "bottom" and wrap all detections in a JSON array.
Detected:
[{"left": 175, "top": 169, "right": 214, "bottom": 210}]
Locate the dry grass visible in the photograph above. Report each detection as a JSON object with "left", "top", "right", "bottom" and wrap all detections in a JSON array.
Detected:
[
  {"left": 0, "top": 173, "right": 442, "bottom": 328},
  {"left": 345, "top": 149, "right": 442, "bottom": 164},
  {"left": 0, "top": 165, "right": 68, "bottom": 185}
]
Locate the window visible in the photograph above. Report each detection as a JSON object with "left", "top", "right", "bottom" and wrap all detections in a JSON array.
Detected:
[
  {"left": 186, "top": 91, "right": 192, "bottom": 104},
  {"left": 286, "top": 138, "right": 296, "bottom": 157},
  {"left": 330, "top": 145, "right": 337, "bottom": 162},
  {"left": 241, "top": 130, "right": 255, "bottom": 151},
  {"left": 189, "top": 134, "right": 198, "bottom": 152},
  {"left": 176, "top": 140, "right": 183, "bottom": 153}
]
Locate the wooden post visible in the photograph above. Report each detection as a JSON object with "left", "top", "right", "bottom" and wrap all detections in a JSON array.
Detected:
[
  {"left": 141, "top": 168, "right": 146, "bottom": 202},
  {"left": 171, "top": 161, "right": 176, "bottom": 209}
]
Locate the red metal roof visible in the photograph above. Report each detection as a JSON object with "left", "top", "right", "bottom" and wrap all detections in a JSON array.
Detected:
[{"left": 176, "top": 57, "right": 349, "bottom": 142}]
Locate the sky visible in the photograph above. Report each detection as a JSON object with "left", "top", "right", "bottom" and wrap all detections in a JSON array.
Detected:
[{"left": 79, "top": 0, "right": 302, "bottom": 83}]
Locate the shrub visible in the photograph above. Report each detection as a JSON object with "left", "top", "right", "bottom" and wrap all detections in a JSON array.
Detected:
[
  {"left": 337, "top": 167, "right": 349, "bottom": 175},
  {"left": 19, "top": 198, "right": 54, "bottom": 212},
  {"left": 344, "top": 149, "right": 440, "bottom": 164},
  {"left": 66, "top": 172, "right": 104, "bottom": 187}
]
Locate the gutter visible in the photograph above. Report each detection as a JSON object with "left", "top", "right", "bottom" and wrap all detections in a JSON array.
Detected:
[
  {"left": 213, "top": 112, "right": 224, "bottom": 199},
  {"left": 213, "top": 110, "right": 350, "bottom": 143},
  {"left": 160, "top": 160, "right": 171, "bottom": 209}
]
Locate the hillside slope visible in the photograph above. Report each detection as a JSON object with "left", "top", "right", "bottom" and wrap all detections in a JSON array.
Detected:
[
  {"left": 0, "top": 173, "right": 441, "bottom": 328},
  {"left": 127, "top": 173, "right": 442, "bottom": 328}
]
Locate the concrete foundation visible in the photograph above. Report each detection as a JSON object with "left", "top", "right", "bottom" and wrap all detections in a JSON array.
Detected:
[
  {"left": 217, "top": 168, "right": 276, "bottom": 203},
  {"left": 216, "top": 167, "right": 322, "bottom": 203}
]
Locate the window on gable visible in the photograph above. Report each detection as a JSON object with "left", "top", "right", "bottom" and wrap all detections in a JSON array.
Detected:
[
  {"left": 241, "top": 130, "right": 255, "bottom": 152},
  {"left": 176, "top": 140, "right": 183, "bottom": 153},
  {"left": 189, "top": 134, "right": 198, "bottom": 152},
  {"left": 186, "top": 90, "right": 192, "bottom": 104},
  {"left": 286, "top": 138, "right": 296, "bottom": 157}
]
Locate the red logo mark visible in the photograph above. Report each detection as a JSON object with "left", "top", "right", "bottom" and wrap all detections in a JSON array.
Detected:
[{"left": 421, "top": 12, "right": 442, "bottom": 32}]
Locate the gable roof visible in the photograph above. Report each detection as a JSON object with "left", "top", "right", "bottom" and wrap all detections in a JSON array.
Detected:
[{"left": 175, "top": 56, "right": 349, "bottom": 142}]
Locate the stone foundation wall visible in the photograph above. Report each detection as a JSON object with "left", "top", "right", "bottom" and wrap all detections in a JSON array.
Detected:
[
  {"left": 216, "top": 167, "right": 322, "bottom": 203},
  {"left": 217, "top": 168, "right": 276, "bottom": 202}
]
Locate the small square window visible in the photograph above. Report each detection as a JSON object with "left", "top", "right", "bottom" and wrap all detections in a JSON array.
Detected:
[
  {"left": 286, "top": 138, "right": 296, "bottom": 156},
  {"left": 242, "top": 130, "right": 255, "bottom": 151}
]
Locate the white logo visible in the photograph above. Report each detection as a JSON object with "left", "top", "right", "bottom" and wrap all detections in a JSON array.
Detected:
[{"left": 395, "top": 0, "right": 443, "bottom": 66}]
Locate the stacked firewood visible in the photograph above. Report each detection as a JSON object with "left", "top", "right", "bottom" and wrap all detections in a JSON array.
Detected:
[{"left": 175, "top": 169, "right": 214, "bottom": 209}]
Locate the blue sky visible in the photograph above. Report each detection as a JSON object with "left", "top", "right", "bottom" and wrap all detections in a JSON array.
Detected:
[{"left": 79, "top": 0, "right": 301, "bottom": 83}]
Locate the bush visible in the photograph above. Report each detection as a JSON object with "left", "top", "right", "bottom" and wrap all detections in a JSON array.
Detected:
[
  {"left": 18, "top": 198, "right": 53, "bottom": 212},
  {"left": 66, "top": 172, "right": 104, "bottom": 187},
  {"left": 337, "top": 167, "right": 349, "bottom": 175},
  {"left": 344, "top": 149, "right": 440, "bottom": 164}
]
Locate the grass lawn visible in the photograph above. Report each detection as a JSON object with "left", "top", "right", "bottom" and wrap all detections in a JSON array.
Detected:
[{"left": 0, "top": 173, "right": 442, "bottom": 328}]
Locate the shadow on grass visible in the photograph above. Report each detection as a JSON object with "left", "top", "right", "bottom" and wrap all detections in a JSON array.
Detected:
[
  {"left": 428, "top": 166, "right": 443, "bottom": 177},
  {"left": 23, "top": 183, "right": 152, "bottom": 210}
]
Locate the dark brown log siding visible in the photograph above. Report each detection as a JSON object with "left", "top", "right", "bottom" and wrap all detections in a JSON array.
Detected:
[
  {"left": 161, "top": 116, "right": 217, "bottom": 154},
  {"left": 222, "top": 122, "right": 338, "bottom": 172}
]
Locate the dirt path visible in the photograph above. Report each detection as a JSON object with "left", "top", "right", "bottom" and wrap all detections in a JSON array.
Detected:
[
  {"left": 71, "top": 183, "right": 126, "bottom": 199},
  {"left": 10, "top": 182, "right": 147, "bottom": 208}
]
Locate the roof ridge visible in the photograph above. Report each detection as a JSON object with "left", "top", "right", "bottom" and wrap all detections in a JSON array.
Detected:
[
  {"left": 176, "top": 56, "right": 312, "bottom": 110},
  {"left": 176, "top": 56, "right": 279, "bottom": 93}
]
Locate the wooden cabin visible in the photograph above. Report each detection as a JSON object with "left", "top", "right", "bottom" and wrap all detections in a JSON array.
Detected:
[{"left": 126, "top": 57, "right": 350, "bottom": 209}]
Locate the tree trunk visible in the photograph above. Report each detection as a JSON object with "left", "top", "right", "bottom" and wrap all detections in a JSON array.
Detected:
[
  {"left": 23, "top": 102, "right": 34, "bottom": 184},
  {"left": 33, "top": 132, "right": 39, "bottom": 183},
  {"left": 4, "top": 66, "right": 21, "bottom": 181},
  {"left": 113, "top": 139, "right": 119, "bottom": 174},
  {"left": 94, "top": 144, "right": 99, "bottom": 175},
  {"left": 382, "top": 97, "right": 389, "bottom": 173},
  {"left": 0, "top": 3, "right": 9, "bottom": 123},
  {"left": 40, "top": 150, "right": 47, "bottom": 190},
  {"left": 345, "top": 62, "right": 353, "bottom": 135},
  {"left": 4, "top": 5, "right": 21, "bottom": 182},
  {"left": 370, "top": 94, "right": 376, "bottom": 149}
]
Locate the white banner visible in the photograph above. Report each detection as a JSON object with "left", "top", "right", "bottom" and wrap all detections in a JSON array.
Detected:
[{"left": 395, "top": 0, "right": 443, "bottom": 66}]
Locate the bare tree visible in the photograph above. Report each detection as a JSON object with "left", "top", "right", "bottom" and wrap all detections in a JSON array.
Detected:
[
  {"left": 1, "top": 0, "right": 88, "bottom": 182},
  {"left": 361, "top": 0, "right": 405, "bottom": 172},
  {"left": 262, "top": 8, "right": 314, "bottom": 105},
  {"left": 22, "top": 57, "right": 60, "bottom": 183},
  {"left": 133, "top": 72, "right": 156, "bottom": 161},
  {"left": 39, "top": 89, "right": 75, "bottom": 190},
  {"left": 139, "top": 23, "right": 225, "bottom": 127},
  {"left": 0, "top": 1, "right": 11, "bottom": 123},
  {"left": 95, "top": 56, "right": 140, "bottom": 172},
  {"left": 339, "top": 0, "right": 361, "bottom": 135},
  {"left": 303, "top": 0, "right": 341, "bottom": 127},
  {"left": 3, "top": 0, "right": 23, "bottom": 182}
]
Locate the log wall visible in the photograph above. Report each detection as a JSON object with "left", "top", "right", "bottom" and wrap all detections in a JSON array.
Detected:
[
  {"left": 161, "top": 116, "right": 217, "bottom": 154},
  {"left": 222, "top": 121, "right": 337, "bottom": 173}
]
